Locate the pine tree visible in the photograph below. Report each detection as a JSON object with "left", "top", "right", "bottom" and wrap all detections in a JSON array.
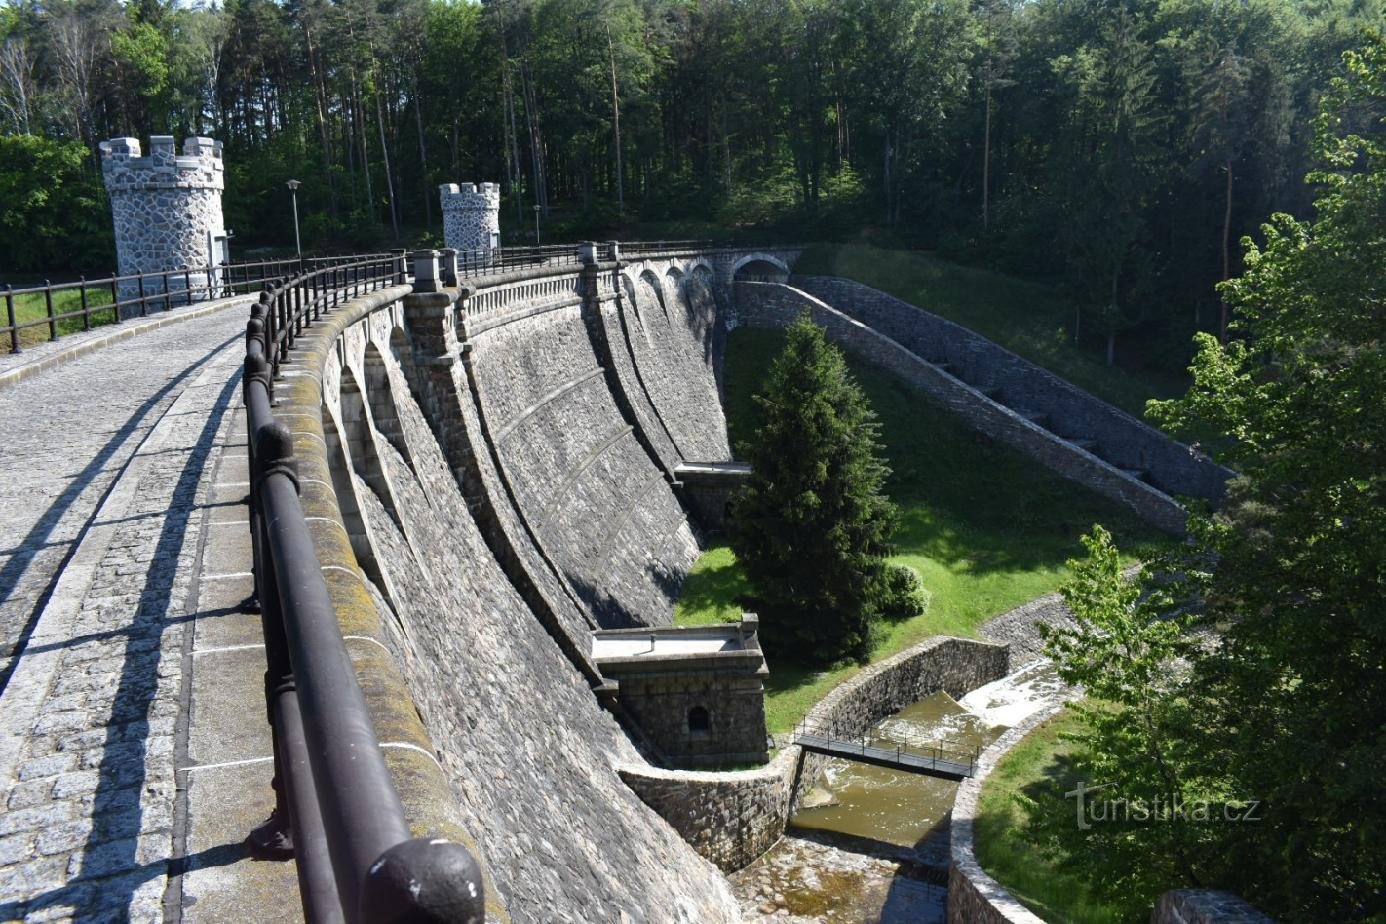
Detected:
[{"left": 731, "top": 316, "right": 898, "bottom": 665}]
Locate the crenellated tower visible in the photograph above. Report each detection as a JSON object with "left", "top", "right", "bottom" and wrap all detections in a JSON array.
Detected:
[
  {"left": 439, "top": 182, "right": 501, "bottom": 265},
  {"left": 100, "top": 135, "right": 228, "bottom": 313}
]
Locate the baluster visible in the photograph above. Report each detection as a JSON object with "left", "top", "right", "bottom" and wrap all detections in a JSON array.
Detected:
[
  {"left": 5, "top": 284, "right": 19, "bottom": 354},
  {"left": 44, "top": 280, "right": 56, "bottom": 341}
]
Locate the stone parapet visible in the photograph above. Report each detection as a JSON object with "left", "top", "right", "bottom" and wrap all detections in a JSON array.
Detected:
[
  {"left": 1151, "top": 890, "right": 1275, "bottom": 923},
  {"left": 618, "top": 748, "right": 800, "bottom": 872}
]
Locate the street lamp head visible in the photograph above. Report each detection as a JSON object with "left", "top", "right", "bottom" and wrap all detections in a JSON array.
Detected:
[
  {"left": 533, "top": 204, "right": 540, "bottom": 212},
  {"left": 287, "top": 179, "right": 301, "bottom": 191}
]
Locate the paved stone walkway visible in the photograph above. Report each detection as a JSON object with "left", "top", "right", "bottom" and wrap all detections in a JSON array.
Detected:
[{"left": 0, "top": 302, "right": 298, "bottom": 921}]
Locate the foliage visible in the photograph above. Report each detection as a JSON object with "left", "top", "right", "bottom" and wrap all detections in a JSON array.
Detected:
[
  {"left": 973, "top": 706, "right": 1126, "bottom": 924},
  {"left": 1006, "top": 35, "right": 1386, "bottom": 921},
  {"left": 1029, "top": 527, "right": 1208, "bottom": 917},
  {"left": 0, "top": 134, "right": 111, "bottom": 273},
  {"left": 870, "top": 562, "right": 930, "bottom": 623},
  {"left": 1144, "top": 33, "right": 1386, "bottom": 919},
  {"left": 680, "top": 325, "right": 1161, "bottom": 732},
  {"left": 730, "top": 316, "right": 898, "bottom": 665}
]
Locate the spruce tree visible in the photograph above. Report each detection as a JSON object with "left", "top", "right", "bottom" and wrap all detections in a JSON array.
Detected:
[{"left": 731, "top": 316, "right": 898, "bottom": 665}]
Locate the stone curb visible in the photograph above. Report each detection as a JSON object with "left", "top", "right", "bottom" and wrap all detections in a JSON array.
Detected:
[
  {"left": 947, "top": 692, "right": 1081, "bottom": 923},
  {"left": 265, "top": 285, "right": 511, "bottom": 924},
  {"left": 0, "top": 294, "right": 254, "bottom": 393}
]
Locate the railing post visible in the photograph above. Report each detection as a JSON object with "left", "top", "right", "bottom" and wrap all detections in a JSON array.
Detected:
[
  {"left": 5, "top": 284, "right": 19, "bottom": 354},
  {"left": 43, "top": 280, "right": 56, "bottom": 341},
  {"left": 110, "top": 274, "right": 119, "bottom": 324},
  {"left": 163, "top": 271, "right": 172, "bottom": 313},
  {"left": 79, "top": 276, "right": 89, "bottom": 331},
  {"left": 137, "top": 271, "right": 148, "bottom": 318},
  {"left": 392, "top": 249, "right": 407, "bottom": 285}
]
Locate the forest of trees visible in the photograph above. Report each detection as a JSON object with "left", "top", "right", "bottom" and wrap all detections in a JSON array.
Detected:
[{"left": 1, "top": 0, "right": 1382, "bottom": 361}]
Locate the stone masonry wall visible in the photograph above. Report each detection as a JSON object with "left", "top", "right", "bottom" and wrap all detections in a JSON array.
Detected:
[
  {"left": 792, "top": 276, "right": 1230, "bottom": 504},
  {"left": 318, "top": 303, "right": 741, "bottom": 923},
  {"left": 735, "top": 281, "right": 1193, "bottom": 533},
  {"left": 617, "top": 750, "right": 800, "bottom": 873},
  {"left": 464, "top": 295, "right": 698, "bottom": 628},
  {"left": 618, "top": 635, "right": 1009, "bottom": 876},
  {"left": 100, "top": 136, "right": 226, "bottom": 311},
  {"left": 440, "top": 182, "right": 501, "bottom": 263},
  {"left": 618, "top": 267, "right": 731, "bottom": 462},
  {"left": 1151, "top": 890, "right": 1275, "bottom": 923}
]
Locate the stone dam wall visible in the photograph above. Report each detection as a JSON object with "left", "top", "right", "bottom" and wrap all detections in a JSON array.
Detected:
[
  {"left": 270, "top": 249, "right": 1227, "bottom": 921},
  {"left": 298, "top": 262, "right": 746, "bottom": 923},
  {"left": 735, "top": 280, "right": 1219, "bottom": 533}
]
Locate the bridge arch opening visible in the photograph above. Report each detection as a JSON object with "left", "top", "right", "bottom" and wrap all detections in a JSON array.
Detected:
[
  {"left": 731, "top": 254, "right": 790, "bottom": 284},
  {"left": 687, "top": 705, "right": 710, "bottom": 736}
]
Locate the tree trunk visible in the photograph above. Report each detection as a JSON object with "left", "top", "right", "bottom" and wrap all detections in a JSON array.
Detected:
[
  {"left": 982, "top": 58, "right": 992, "bottom": 230},
  {"left": 375, "top": 89, "right": 400, "bottom": 240},
  {"left": 1220, "top": 158, "right": 1233, "bottom": 342},
  {"left": 606, "top": 24, "right": 624, "bottom": 216},
  {"left": 414, "top": 81, "right": 432, "bottom": 228}
]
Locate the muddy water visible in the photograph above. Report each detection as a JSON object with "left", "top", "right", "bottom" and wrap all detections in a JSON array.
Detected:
[
  {"left": 731, "top": 662, "right": 1062, "bottom": 922},
  {"left": 790, "top": 693, "right": 1001, "bottom": 849}
]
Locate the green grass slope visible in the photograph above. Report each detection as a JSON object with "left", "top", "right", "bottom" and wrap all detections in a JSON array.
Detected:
[{"left": 676, "top": 327, "right": 1165, "bottom": 732}]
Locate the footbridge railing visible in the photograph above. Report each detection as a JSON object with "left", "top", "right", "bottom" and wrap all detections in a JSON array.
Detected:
[
  {"left": 792, "top": 719, "right": 982, "bottom": 781},
  {"left": 243, "top": 262, "right": 485, "bottom": 923}
]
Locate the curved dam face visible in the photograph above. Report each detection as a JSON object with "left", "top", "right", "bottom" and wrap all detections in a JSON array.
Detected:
[{"left": 313, "top": 255, "right": 753, "bottom": 923}]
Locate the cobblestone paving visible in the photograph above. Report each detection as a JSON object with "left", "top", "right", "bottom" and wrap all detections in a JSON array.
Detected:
[
  {"left": 0, "top": 307, "right": 255, "bottom": 921},
  {"left": 0, "top": 308, "right": 244, "bottom": 688}
]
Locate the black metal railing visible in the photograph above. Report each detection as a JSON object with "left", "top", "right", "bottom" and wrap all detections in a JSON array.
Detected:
[
  {"left": 243, "top": 264, "right": 484, "bottom": 923},
  {"left": 792, "top": 718, "right": 983, "bottom": 778},
  {"left": 2, "top": 252, "right": 393, "bottom": 355}
]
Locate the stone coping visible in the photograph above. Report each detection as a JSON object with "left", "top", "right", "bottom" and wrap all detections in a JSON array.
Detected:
[
  {"left": 0, "top": 294, "right": 254, "bottom": 392},
  {"left": 262, "top": 284, "right": 510, "bottom": 923},
  {"left": 948, "top": 693, "right": 1078, "bottom": 923}
]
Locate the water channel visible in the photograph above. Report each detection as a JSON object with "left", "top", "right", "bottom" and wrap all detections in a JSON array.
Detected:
[{"left": 730, "top": 661, "right": 1063, "bottom": 922}]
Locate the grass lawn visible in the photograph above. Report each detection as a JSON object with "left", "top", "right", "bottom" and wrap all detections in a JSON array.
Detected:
[
  {"left": 675, "top": 327, "right": 1166, "bottom": 733},
  {"left": 5, "top": 287, "right": 118, "bottom": 349},
  {"left": 793, "top": 243, "right": 1186, "bottom": 418},
  {"left": 972, "top": 704, "right": 1131, "bottom": 923}
]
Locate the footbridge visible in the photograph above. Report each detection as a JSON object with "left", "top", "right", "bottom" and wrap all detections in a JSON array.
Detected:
[{"left": 792, "top": 726, "right": 979, "bottom": 782}]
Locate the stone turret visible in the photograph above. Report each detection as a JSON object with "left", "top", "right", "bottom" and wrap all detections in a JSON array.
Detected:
[
  {"left": 439, "top": 182, "right": 501, "bottom": 266},
  {"left": 100, "top": 136, "right": 228, "bottom": 314}
]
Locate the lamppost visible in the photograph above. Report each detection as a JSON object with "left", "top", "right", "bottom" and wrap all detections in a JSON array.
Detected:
[
  {"left": 286, "top": 179, "right": 302, "bottom": 257},
  {"left": 533, "top": 204, "right": 542, "bottom": 246}
]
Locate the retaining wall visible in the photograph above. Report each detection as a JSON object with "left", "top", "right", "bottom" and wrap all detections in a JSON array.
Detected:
[
  {"left": 735, "top": 281, "right": 1194, "bottom": 533},
  {"left": 791, "top": 276, "right": 1230, "bottom": 504}
]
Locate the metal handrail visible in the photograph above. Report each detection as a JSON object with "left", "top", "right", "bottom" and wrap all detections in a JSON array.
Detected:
[
  {"left": 243, "top": 265, "right": 483, "bottom": 923},
  {"left": 2, "top": 252, "right": 393, "bottom": 354}
]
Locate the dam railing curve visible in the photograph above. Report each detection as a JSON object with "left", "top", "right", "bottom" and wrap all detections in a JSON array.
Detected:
[{"left": 237, "top": 239, "right": 791, "bottom": 922}]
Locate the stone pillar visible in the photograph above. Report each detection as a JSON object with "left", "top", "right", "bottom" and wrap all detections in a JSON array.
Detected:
[
  {"left": 99, "top": 135, "right": 227, "bottom": 316},
  {"left": 439, "top": 182, "right": 501, "bottom": 269}
]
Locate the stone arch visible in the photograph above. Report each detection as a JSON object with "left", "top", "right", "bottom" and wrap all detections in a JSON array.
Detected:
[
  {"left": 730, "top": 252, "right": 790, "bottom": 283},
  {"left": 321, "top": 408, "right": 394, "bottom": 609},
  {"left": 638, "top": 268, "right": 668, "bottom": 321},
  {"left": 339, "top": 362, "right": 402, "bottom": 530},
  {"left": 362, "top": 340, "right": 414, "bottom": 472}
]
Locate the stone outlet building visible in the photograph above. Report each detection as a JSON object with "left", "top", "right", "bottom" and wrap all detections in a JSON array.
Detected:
[
  {"left": 99, "top": 135, "right": 228, "bottom": 313},
  {"left": 593, "top": 615, "right": 770, "bottom": 768},
  {"left": 439, "top": 181, "right": 501, "bottom": 265}
]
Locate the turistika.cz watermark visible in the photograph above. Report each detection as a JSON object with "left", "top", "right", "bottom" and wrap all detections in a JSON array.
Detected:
[{"left": 1064, "top": 781, "right": 1264, "bottom": 830}]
